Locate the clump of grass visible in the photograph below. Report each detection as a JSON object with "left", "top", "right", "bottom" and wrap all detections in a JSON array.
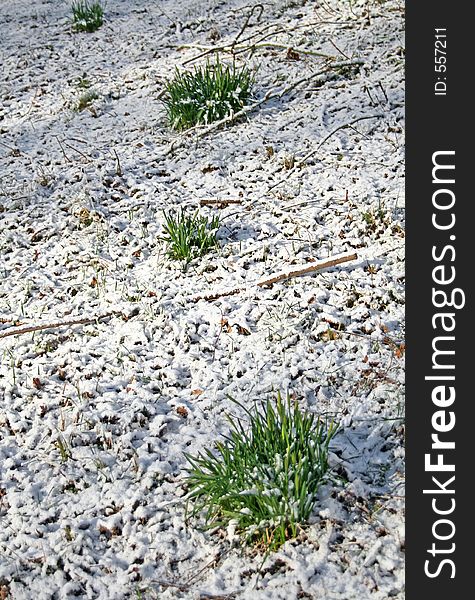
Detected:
[
  {"left": 163, "top": 59, "right": 254, "bottom": 130},
  {"left": 74, "top": 89, "right": 99, "bottom": 112},
  {"left": 161, "top": 209, "right": 219, "bottom": 266},
  {"left": 72, "top": 1, "right": 104, "bottom": 33},
  {"left": 361, "top": 203, "right": 390, "bottom": 233},
  {"left": 76, "top": 75, "right": 92, "bottom": 89},
  {"left": 184, "top": 392, "right": 338, "bottom": 552}
]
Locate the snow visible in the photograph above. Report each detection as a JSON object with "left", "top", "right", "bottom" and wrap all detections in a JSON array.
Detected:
[{"left": 1, "top": 0, "right": 404, "bottom": 598}]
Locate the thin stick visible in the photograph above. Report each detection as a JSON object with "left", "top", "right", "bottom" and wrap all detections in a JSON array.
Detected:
[
  {"left": 113, "top": 149, "right": 123, "bottom": 177},
  {"left": 192, "top": 287, "right": 245, "bottom": 303},
  {"left": 192, "top": 252, "right": 357, "bottom": 302},
  {"left": 268, "top": 114, "right": 383, "bottom": 192},
  {"left": 54, "top": 136, "right": 72, "bottom": 163},
  {"left": 231, "top": 4, "right": 264, "bottom": 50},
  {"left": 180, "top": 17, "right": 355, "bottom": 65},
  {"left": 256, "top": 252, "right": 357, "bottom": 287},
  {"left": 299, "top": 114, "right": 383, "bottom": 165},
  {"left": 199, "top": 199, "right": 243, "bottom": 207},
  {"left": 327, "top": 38, "right": 352, "bottom": 60},
  {"left": 0, "top": 313, "right": 116, "bottom": 340},
  {"left": 63, "top": 141, "right": 91, "bottom": 162},
  {"left": 181, "top": 41, "right": 334, "bottom": 63}
]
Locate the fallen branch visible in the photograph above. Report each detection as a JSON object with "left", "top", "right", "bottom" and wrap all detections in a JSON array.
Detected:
[
  {"left": 192, "top": 252, "right": 357, "bottom": 302},
  {"left": 180, "top": 17, "right": 352, "bottom": 65},
  {"left": 257, "top": 252, "right": 357, "bottom": 287},
  {"left": 0, "top": 312, "right": 116, "bottom": 340},
  {"left": 181, "top": 41, "right": 335, "bottom": 64}
]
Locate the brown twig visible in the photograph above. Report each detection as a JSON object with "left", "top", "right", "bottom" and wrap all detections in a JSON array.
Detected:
[
  {"left": 268, "top": 114, "right": 383, "bottom": 192},
  {"left": 54, "top": 136, "right": 72, "bottom": 163},
  {"left": 297, "top": 114, "right": 384, "bottom": 167},
  {"left": 113, "top": 149, "right": 123, "bottom": 177},
  {"left": 199, "top": 198, "right": 243, "bottom": 207},
  {"left": 0, "top": 313, "right": 116, "bottom": 340},
  {"left": 63, "top": 141, "right": 91, "bottom": 162},
  {"left": 192, "top": 252, "right": 357, "bottom": 302},
  {"left": 180, "top": 18, "right": 353, "bottom": 65},
  {"left": 193, "top": 287, "right": 245, "bottom": 303},
  {"left": 181, "top": 41, "right": 334, "bottom": 63},
  {"left": 256, "top": 252, "right": 357, "bottom": 287},
  {"left": 231, "top": 4, "right": 264, "bottom": 50}
]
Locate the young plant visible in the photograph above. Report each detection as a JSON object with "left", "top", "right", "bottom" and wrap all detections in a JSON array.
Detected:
[
  {"left": 72, "top": 1, "right": 104, "bottom": 33},
  {"left": 361, "top": 202, "right": 389, "bottom": 233},
  {"left": 74, "top": 89, "right": 99, "bottom": 112},
  {"left": 76, "top": 75, "right": 92, "bottom": 89},
  {"left": 161, "top": 209, "right": 219, "bottom": 266},
  {"left": 184, "top": 392, "right": 338, "bottom": 552},
  {"left": 163, "top": 59, "right": 254, "bottom": 130}
]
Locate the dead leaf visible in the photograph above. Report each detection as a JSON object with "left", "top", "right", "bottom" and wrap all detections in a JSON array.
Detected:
[
  {"left": 395, "top": 343, "right": 406, "bottom": 358},
  {"left": 220, "top": 318, "right": 232, "bottom": 333},
  {"left": 234, "top": 324, "right": 251, "bottom": 336},
  {"left": 286, "top": 47, "right": 300, "bottom": 60},
  {"left": 201, "top": 164, "right": 219, "bottom": 174}
]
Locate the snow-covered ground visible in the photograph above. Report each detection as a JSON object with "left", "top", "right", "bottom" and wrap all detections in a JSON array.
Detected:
[{"left": 0, "top": 1, "right": 405, "bottom": 598}]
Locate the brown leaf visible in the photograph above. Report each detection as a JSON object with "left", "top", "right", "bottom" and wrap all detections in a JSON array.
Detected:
[
  {"left": 234, "top": 323, "right": 251, "bottom": 336},
  {"left": 286, "top": 47, "right": 300, "bottom": 60},
  {"left": 191, "top": 389, "right": 203, "bottom": 396},
  {"left": 201, "top": 164, "right": 219, "bottom": 174},
  {"left": 395, "top": 343, "right": 406, "bottom": 358},
  {"left": 220, "top": 318, "right": 232, "bottom": 333},
  {"left": 176, "top": 406, "right": 188, "bottom": 418},
  {"left": 32, "top": 377, "right": 42, "bottom": 390}
]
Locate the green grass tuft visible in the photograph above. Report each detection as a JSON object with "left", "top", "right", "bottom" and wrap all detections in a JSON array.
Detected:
[
  {"left": 74, "top": 89, "right": 99, "bottom": 112},
  {"left": 160, "top": 209, "right": 219, "bottom": 266},
  {"left": 72, "top": 1, "right": 104, "bottom": 33},
  {"left": 163, "top": 59, "right": 254, "bottom": 130},
  {"left": 184, "top": 392, "right": 338, "bottom": 552}
]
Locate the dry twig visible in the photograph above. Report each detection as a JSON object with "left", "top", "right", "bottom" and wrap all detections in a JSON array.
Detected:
[
  {"left": 181, "top": 41, "right": 335, "bottom": 63},
  {"left": 192, "top": 252, "right": 357, "bottom": 302},
  {"left": 268, "top": 113, "right": 384, "bottom": 192},
  {"left": 0, "top": 313, "right": 117, "bottom": 340},
  {"left": 199, "top": 198, "right": 243, "bottom": 207}
]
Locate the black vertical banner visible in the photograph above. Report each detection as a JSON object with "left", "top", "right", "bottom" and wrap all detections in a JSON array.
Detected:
[{"left": 406, "top": 2, "right": 473, "bottom": 598}]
